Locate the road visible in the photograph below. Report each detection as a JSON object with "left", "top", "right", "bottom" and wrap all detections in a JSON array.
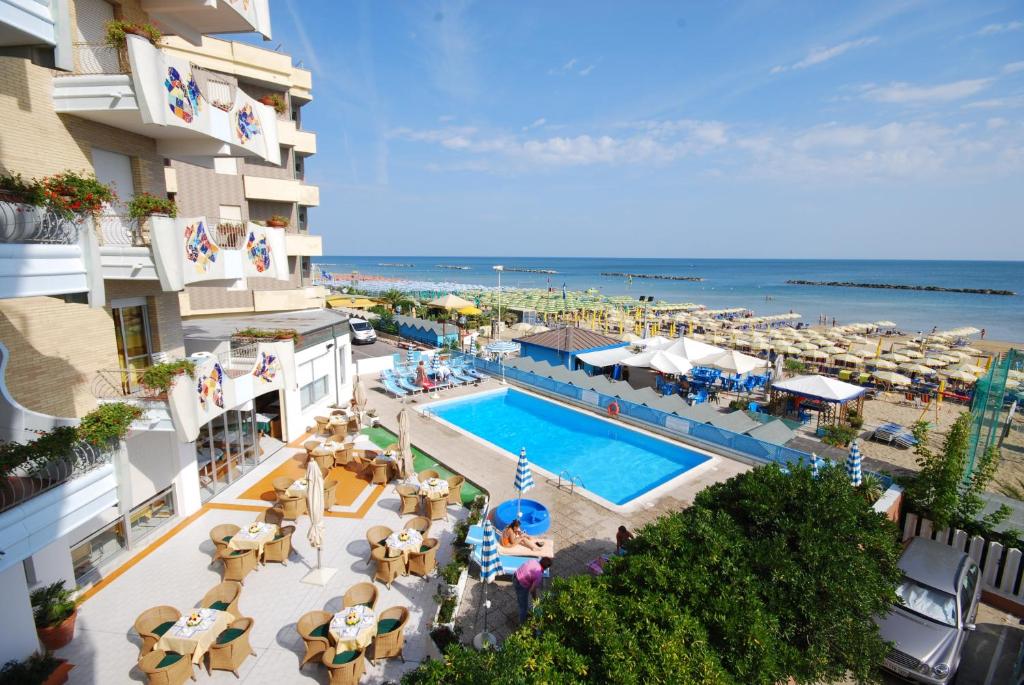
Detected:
[{"left": 350, "top": 338, "right": 400, "bottom": 362}]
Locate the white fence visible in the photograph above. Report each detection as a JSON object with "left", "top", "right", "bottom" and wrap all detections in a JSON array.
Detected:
[
  {"left": 903, "top": 512, "right": 1024, "bottom": 608},
  {"left": 356, "top": 354, "right": 394, "bottom": 377}
]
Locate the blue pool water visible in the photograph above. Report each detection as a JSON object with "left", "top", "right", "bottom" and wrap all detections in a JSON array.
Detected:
[{"left": 428, "top": 388, "right": 710, "bottom": 505}]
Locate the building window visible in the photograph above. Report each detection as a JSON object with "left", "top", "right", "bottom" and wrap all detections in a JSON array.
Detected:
[
  {"left": 71, "top": 518, "right": 127, "bottom": 585},
  {"left": 300, "top": 376, "right": 330, "bottom": 409},
  {"left": 112, "top": 301, "right": 152, "bottom": 391},
  {"left": 298, "top": 207, "right": 307, "bottom": 232},
  {"left": 301, "top": 256, "right": 311, "bottom": 280},
  {"left": 213, "top": 157, "right": 238, "bottom": 175},
  {"left": 294, "top": 157, "right": 304, "bottom": 180},
  {"left": 219, "top": 204, "right": 243, "bottom": 223},
  {"left": 128, "top": 488, "right": 176, "bottom": 545}
]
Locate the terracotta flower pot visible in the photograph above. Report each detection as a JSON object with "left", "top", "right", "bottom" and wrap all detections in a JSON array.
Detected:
[
  {"left": 43, "top": 660, "right": 74, "bottom": 685},
  {"left": 37, "top": 610, "right": 77, "bottom": 651},
  {"left": 258, "top": 96, "right": 276, "bottom": 106},
  {"left": 266, "top": 218, "right": 287, "bottom": 228}
]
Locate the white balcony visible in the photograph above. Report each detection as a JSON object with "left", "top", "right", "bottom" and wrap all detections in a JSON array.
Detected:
[
  {"left": 242, "top": 175, "right": 299, "bottom": 203},
  {"left": 285, "top": 233, "right": 322, "bottom": 257},
  {"left": 140, "top": 0, "right": 271, "bottom": 45},
  {"left": 278, "top": 120, "right": 317, "bottom": 155},
  {"left": 0, "top": 0, "right": 55, "bottom": 47},
  {"left": 53, "top": 35, "right": 280, "bottom": 165},
  {"left": 298, "top": 183, "right": 319, "bottom": 207}
]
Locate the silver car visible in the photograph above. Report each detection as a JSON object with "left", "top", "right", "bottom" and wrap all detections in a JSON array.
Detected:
[{"left": 876, "top": 537, "right": 981, "bottom": 684}]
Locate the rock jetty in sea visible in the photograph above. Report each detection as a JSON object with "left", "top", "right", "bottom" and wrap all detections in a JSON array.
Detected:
[
  {"left": 505, "top": 267, "right": 558, "bottom": 274},
  {"left": 786, "top": 280, "right": 1015, "bottom": 296},
  {"left": 602, "top": 272, "right": 703, "bottom": 282},
  {"left": 436, "top": 264, "right": 471, "bottom": 270}
]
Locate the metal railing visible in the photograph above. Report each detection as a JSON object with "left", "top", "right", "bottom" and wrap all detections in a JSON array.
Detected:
[
  {"left": 0, "top": 435, "right": 114, "bottom": 514},
  {"left": 0, "top": 200, "right": 82, "bottom": 244},
  {"left": 91, "top": 368, "right": 154, "bottom": 401},
  {"left": 210, "top": 221, "right": 248, "bottom": 249},
  {"left": 62, "top": 43, "right": 130, "bottom": 76},
  {"left": 556, "top": 470, "right": 584, "bottom": 496},
  {"left": 95, "top": 212, "right": 145, "bottom": 246}
]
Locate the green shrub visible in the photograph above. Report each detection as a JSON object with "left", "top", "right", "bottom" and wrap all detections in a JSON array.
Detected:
[
  {"left": 728, "top": 399, "right": 748, "bottom": 411},
  {"left": 105, "top": 20, "right": 162, "bottom": 47},
  {"left": 30, "top": 581, "right": 76, "bottom": 628},
  {"left": 77, "top": 402, "right": 143, "bottom": 446},
  {"left": 232, "top": 328, "right": 301, "bottom": 344},
  {"left": 258, "top": 94, "right": 287, "bottom": 115},
  {"left": 40, "top": 171, "right": 114, "bottom": 220},
  {"left": 846, "top": 410, "right": 864, "bottom": 429},
  {"left": 822, "top": 423, "right": 856, "bottom": 447},
  {"left": 0, "top": 427, "right": 78, "bottom": 478},
  {"left": 784, "top": 358, "right": 806, "bottom": 374},
  {"left": 0, "top": 173, "right": 45, "bottom": 205},
  {"left": 139, "top": 360, "right": 195, "bottom": 394},
  {"left": 0, "top": 652, "right": 61, "bottom": 685},
  {"left": 127, "top": 192, "right": 176, "bottom": 220}
]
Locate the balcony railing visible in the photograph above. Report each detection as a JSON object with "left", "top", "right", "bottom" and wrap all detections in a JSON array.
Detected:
[
  {"left": 95, "top": 212, "right": 146, "bottom": 246},
  {"left": 0, "top": 433, "right": 115, "bottom": 514},
  {"left": 92, "top": 345, "right": 262, "bottom": 401},
  {"left": 65, "top": 43, "right": 130, "bottom": 76},
  {"left": 210, "top": 221, "right": 248, "bottom": 250},
  {"left": 0, "top": 200, "right": 82, "bottom": 245}
]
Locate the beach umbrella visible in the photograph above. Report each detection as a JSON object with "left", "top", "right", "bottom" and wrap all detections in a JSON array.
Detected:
[
  {"left": 870, "top": 358, "right": 898, "bottom": 370},
  {"left": 950, "top": 362, "right": 986, "bottom": 376},
  {"left": 920, "top": 357, "right": 948, "bottom": 368},
  {"left": 397, "top": 407, "right": 414, "bottom": 479},
  {"left": 900, "top": 362, "right": 935, "bottom": 375},
  {"left": 774, "top": 344, "right": 801, "bottom": 355},
  {"left": 958, "top": 346, "right": 983, "bottom": 356},
  {"left": 833, "top": 353, "right": 863, "bottom": 366},
  {"left": 873, "top": 370, "right": 913, "bottom": 386},
  {"left": 880, "top": 352, "right": 911, "bottom": 363},
  {"left": 427, "top": 293, "right": 473, "bottom": 310},
  {"left": 847, "top": 439, "right": 863, "bottom": 487},
  {"left": 354, "top": 380, "right": 368, "bottom": 424},
  {"left": 820, "top": 345, "right": 846, "bottom": 355},
  {"left": 899, "top": 348, "right": 924, "bottom": 359},
  {"left": 514, "top": 448, "right": 535, "bottom": 519},
  {"left": 705, "top": 349, "right": 768, "bottom": 375},
  {"left": 458, "top": 305, "right": 483, "bottom": 316},
  {"left": 301, "top": 459, "right": 335, "bottom": 585},
  {"left": 474, "top": 520, "right": 501, "bottom": 649},
  {"left": 942, "top": 370, "right": 978, "bottom": 383},
  {"left": 849, "top": 348, "right": 876, "bottom": 358},
  {"left": 799, "top": 349, "right": 828, "bottom": 361},
  {"left": 646, "top": 350, "right": 694, "bottom": 376},
  {"left": 811, "top": 453, "right": 820, "bottom": 479},
  {"left": 795, "top": 341, "right": 819, "bottom": 351}
]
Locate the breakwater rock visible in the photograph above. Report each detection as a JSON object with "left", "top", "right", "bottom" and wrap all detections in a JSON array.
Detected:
[
  {"left": 436, "top": 264, "right": 471, "bottom": 270},
  {"left": 602, "top": 272, "right": 703, "bottom": 282},
  {"left": 786, "top": 280, "right": 1015, "bottom": 296},
  {"left": 505, "top": 267, "right": 558, "bottom": 274}
]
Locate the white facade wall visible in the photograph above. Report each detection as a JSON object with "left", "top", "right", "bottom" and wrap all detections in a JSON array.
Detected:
[
  {"left": 281, "top": 332, "right": 353, "bottom": 441},
  {"left": 0, "top": 563, "right": 40, "bottom": 665}
]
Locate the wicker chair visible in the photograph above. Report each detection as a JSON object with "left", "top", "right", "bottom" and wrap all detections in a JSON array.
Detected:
[
  {"left": 256, "top": 507, "right": 283, "bottom": 527},
  {"left": 303, "top": 439, "right": 321, "bottom": 453},
  {"left": 321, "top": 646, "right": 365, "bottom": 685},
  {"left": 365, "top": 525, "right": 392, "bottom": 567},
  {"left": 446, "top": 475, "right": 465, "bottom": 507},
  {"left": 263, "top": 525, "right": 295, "bottom": 565},
  {"left": 134, "top": 606, "right": 181, "bottom": 658},
  {"left": 199, "top": 581, "right": 242, "bottom": 617},
  {"left": 209, "top": 524, "right": 240, "bottom": 558},
  {"left": 312, "top": 451, "right": 335, "bottom": 473},
  {"left": 425, "top": 495, "right": 448, "bottom": 521},
  {"left": 272, "top": 477, "right": 294, "bottom": 499},
  {"left": 333, "top": 445, "right": 353, "bottom": 467},
  {"left": 346, "top": 417, "right": 360, "bottom": 434},
  {"left": 138, "top": 649, "right": 193, "bottom": 685},
  {"left": 396, "top": 485, "right": 419, "bottom": 516},
  {"left": 417, "top": 469, "right": 440, "bottom": 483},
  {"left": 314, "top": 416, "right": 331, "bottom": 435},
  {"left": 296, "top": 610, "right": 333, "bottom": 667},
  {"left": 408, "top": 538, "right": 439, "bottom": 578},
  {"left": 370, "top": 606, "right": 410, "bottom": 663},
  {"left": 371, "top": 546, "right": 403, "bottom": 590},
  {"left": 322, "top": 480, "right": 338, "bottom": 511},
  {"left": 217, "top": 547, "right": 257, "bottom": 584},
  {"left": 371, "top": 460, "right": 390, "bottom": 485},
  {"left": 403, "top": 516, "right": 430, "bottom": 536},
  {"left": 342, "top": 582, "right": 378, "bottom": 610},
  {"left": 332, "top": 425, "right": 348, "bottom": 441},
  {"left": 273, "top": 494, "right": 306, "bottom": 521},
  {"left": 207, "top": 616, "right": 256, "bottom": 677}
]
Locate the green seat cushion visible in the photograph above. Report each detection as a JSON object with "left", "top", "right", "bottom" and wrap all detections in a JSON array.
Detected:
[
  {"left": 274, "top": 533, "right": 285, "bottom": 541},
  {"left": 377, "top": 618, "right": 400, "bottom": 635},
  {"left": 332, "top": 650, "right": 359, "bottom": 665},
  {"left": 209, "top": 601, "right": 230, "bottom": 612},
  {"left": 157, "top": 652, "right": 183, "bottom": 669},
  {"left": 359, "top": 601, "right": 373, "bottom": 608},
  {"left": 230, "top": 549, "right": 246, "bottom": 556},
  {"left": 419, "top": 545, "right": 431, "bottom": 553},
  {"left": 153, "top": 621, "right": 175, "bottom": 637},
  {"left": 216, "top": 627, "right": 245, "bottom": 645},
  {"left": 310, "top": 622, "right": 330, "bottom": 639},
  {"left": 222, "top": 535, "right": 233, "bottom": 542}
]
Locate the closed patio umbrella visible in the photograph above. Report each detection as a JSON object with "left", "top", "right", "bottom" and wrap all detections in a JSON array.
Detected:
[
  {"left": 354, "top": 380, "right": 368, "bottom": 425},
  {"left": 811, "top": 453, "right": 820, "bottom": 479},
  {"left": 514, "top": 448, "right": 535, "bottom": 519},
  {"left": 397, "top": 407, "right": 414, "bottom": 479},
  {"left": 301, "top": 459, "right": 335, "bottom": 585},
  {"left": 847, "top": 439, "right": 862, "bottom": 487},
  {"left": 473, "top": 520, "right": 501, "bottom": 650}
]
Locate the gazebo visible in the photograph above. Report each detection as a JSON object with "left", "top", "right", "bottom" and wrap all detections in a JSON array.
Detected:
[{"left": 768, "top": 374, "right": 866, "bottom": 429}]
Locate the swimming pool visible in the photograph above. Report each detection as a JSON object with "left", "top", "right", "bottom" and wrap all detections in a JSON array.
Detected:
[{"left": 426, "top": 388, "right": 710, "bottom": 506}]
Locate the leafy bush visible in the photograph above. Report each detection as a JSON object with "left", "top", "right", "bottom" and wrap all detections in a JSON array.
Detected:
[
  {"left": 822, "top": 423, "right": 856, "bottom": 447},
  {"left": 846, "top": 409, "right": 865, "bottom": 429},
  {"left": 77, "top": 402, "right": 143, "bottom": 446},
  {"left": 439, "top": 561, "right": 463, "bottom": 586},
  {"left": 429, "top": 624, "right": 462, "bottom": 653},
  {"left": 30, "top": 581, "right": 76, "bottom": 628},
  {"left": 0, "top": 427, "right": 78, "bottom": 478},
  {"left": 858, "top": 473, "right": 884, "bottom": 503},
  {"left": 139, "top": 360, "right": 195, "bottom": 394},
  {"left": 728, "top": 399, "right": 748, "bottom": 411},
  {"left": 784, "top": 358, "right": 806, "bottom": 374},
  {"left": 0, "top": 652, "right": 61, "bottom": 685},
  {"left": 232, "top": 328, "right": 301, "bottom": 344},
  {"left": 0, "top": 173, "right": 45, "bottom": 205},
  {"left": 258, "top": 94, "right": 287, "bottom": 114},
  {"left": 127, "top": 192, "right": 176, "bottom": 220},
  {"left": 105, "top": 20, "right": 162, "bottom": 46}
]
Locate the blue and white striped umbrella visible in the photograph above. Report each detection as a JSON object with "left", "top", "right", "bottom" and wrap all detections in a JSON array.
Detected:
[
  {"left": 486, "top": 341, "right": 519, "bottom": 355},
  {"left": 406, "top": 348, "right": 416, "bottom": 364},
  {"left": 811, "top": 452, "right": 820, "bottom": 479},
  {"left": 514, "top": 447, "right": 535, "bottom": 519},
  {"left": 479, "top": 520, "right": 500, "bottom": 584},
  {"left": 847, "top": 439, "right": 862, "bottom": 487}
]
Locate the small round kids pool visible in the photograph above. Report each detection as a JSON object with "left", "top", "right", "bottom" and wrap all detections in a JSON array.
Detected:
[{"left": 493, "top": 498, "right": 550, "bottom": 535}]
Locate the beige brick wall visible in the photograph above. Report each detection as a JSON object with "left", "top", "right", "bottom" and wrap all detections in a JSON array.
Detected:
[{"left": 105, "top": 281, "right": 185, "bottom": 357}]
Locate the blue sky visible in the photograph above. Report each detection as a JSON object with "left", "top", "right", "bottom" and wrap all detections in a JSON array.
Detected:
[{"left": 251, "top": 1, "right": 1024, "bottom": 259}]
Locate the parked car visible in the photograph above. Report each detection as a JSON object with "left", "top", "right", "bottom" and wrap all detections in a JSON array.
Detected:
[
  {"left": 349, "top": 317, "right": 377, "bottom": 345},
  {"left": 876, "top": 537, "right": 981, "bottom": 684}
]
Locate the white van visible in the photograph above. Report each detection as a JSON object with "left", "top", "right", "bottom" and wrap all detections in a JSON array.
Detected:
[{"left": 349, "top": 317, "right": 377, "bottom": 345}]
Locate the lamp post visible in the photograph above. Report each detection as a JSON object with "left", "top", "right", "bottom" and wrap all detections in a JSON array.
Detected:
[{"left": 493, "top": 265, "right": 505, "bottom": 385}]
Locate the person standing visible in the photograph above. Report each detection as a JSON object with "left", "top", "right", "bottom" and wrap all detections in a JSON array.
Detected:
[{"left": 512, "top": 557, "right": 552, "bottom": 623}]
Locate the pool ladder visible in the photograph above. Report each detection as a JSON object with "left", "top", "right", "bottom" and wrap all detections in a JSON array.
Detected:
[{"left": 557, "top": 470, "right": 584, "bottom": 496}]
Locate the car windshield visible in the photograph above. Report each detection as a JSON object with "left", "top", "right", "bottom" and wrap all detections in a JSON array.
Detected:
[
  {"left": 896, "top": 577, "right": 957, "bottom": 627},
  {"left": 351, "top": 322, "right": 371, "bottom": 331}
]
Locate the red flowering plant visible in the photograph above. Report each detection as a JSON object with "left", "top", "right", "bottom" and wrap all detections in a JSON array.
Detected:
[
  {"left": 40, "top": 171, "right": 115, "bottom": 220},
  {"left": 127, "top": 192, "right": 177, "bottom": 220}
]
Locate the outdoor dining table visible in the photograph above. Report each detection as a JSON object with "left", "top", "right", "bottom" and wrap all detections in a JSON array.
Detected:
[
  {"left": 417, "top": 477, "right": 449, "bottom": 501},
  {"left": 156, "top": 608, "right": 233, "bottom": 665},
  {"left": 384, "top": 528, "right": 423, "bottom": 565},
  {"left": 285, "top": 478, "right": 309, "bottom": 498},
  {"left": 329, "top": 605, "right": 377, "bottom": 651},
  {"left": 227, "top": 521, "right": 278, "bottom": 559}
]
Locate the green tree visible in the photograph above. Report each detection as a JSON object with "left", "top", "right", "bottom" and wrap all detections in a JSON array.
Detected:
[
  {"left": 378, "top": 288, "right": 413, "bottom": 312},
  {"left": 403, "top": 464, "right": 901, "bottom": 685}
]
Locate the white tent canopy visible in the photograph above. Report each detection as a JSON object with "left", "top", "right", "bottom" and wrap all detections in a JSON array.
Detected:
[
  {"left": 575, "top": 346, "right": 635, "bottom": 368},
  {"left": 704, "top": 349, "right": 768, "bottom": 375},
  {"left": 772, "top": 374, "right": 866, "bottom": 402},
  {"left": 664, "top": 336, "right": 723, "bottom": 363},
  {"left": 644, "top": 350, "right": 694, "bottom": 376}
]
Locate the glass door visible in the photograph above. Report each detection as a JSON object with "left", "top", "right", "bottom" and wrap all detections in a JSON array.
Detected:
[{"left": 113, "top": 304, "right": 152, "bottom": 392}]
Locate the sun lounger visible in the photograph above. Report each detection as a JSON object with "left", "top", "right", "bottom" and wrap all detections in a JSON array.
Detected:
[
  {"left": 470, "top": 544, "right": 552, "bottom": 577},
  {"left": 380, "top": 377, "right": 408, "bottom": 398},
  {"left": 499, "top": 540, "right": 555, "bottom": 559},
  {"left": 386, "top": 371, "right": 422, "bottom": 394}
]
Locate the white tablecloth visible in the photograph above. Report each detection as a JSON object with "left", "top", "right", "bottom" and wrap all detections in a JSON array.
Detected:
[
  {"left": 417, "top": 478, "right": 449, "bottom": 500},
  {"left": 384, "top": 529, "right": 423, "bottom": 560},
  {"left": 329, "top": 605, "right": 376, "bottom": 651}
]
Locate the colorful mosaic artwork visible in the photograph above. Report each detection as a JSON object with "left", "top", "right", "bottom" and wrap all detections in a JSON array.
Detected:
[
  {"left": 164, "top": 67, "right": 201, "bottom": 124},
  {"left": 184, "top": 221, "right": 219, "bottom": 272},
  {"left": 246, "top": 230, "right": 271, "bottom": 273},
  {"left": 252, "top": 351, "right": 278, "bottom": 383},
  {"left": 235, "top": 104, "right": 261, "bottom": 144},
  {"left": 197, "top": 363, "right": 225, "bottom": 411}
]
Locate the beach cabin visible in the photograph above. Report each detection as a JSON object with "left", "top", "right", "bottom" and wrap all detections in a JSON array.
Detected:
[
  {"left": 395, "top": 314, "right": 459, "bottom": 347},
  {"left": 513, "top": 327, "right": 628, "bottom": 370}
]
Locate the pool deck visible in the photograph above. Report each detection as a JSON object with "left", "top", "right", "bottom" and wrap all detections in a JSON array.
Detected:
[{"left": 364, "top": 376, "right": 751, "bottom": 643}]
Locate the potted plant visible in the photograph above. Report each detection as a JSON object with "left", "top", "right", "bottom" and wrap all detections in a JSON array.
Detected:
[
  {"left": 0, "top": 652, "right": 74, "bottom": 685},
  {"left": 257, "top": 93, "right": 287, "bottom": 115},
  {"left": 127, "top": 192, "right": 176, "bottom": 221},
  {"left": 38, "top": 171, "right": 114, "bottom": 221},
  {"left": 265, "top": 214, "right": 289, "bottom": 228},
  {"left": 105, "top": 20, "right": 162, "bottom": 47},
  {"left": 31, "top": 582, "right": 77, "bottom": 651},
  {"left": 139, "top": 360, "right": 195, "bottom": 397},
  {"left": 76, "top": 402, "right": 143, "bottom": 447}
]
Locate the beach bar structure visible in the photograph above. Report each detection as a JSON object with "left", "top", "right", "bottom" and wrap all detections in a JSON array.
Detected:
[
  {"left": 395, "top": 314, "right": 459, "bottom": 347},
  {"left": 768, "top": 374, "right": 866, "bottom": 430},
  {"left": 513, "top": 327, "right": 628, "bottom": 370}
]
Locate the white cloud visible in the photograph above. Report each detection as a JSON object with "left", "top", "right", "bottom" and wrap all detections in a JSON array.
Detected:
[
  {"left": 522, "top": 117, "right": 547, "bottom": 131},
  {"left": 862, "top": 78, "right": 993, "bottom": 103},
  {"left": 772, "top": 36, "right": 878, "bottom": 73},
  {"left": 550, "top": 57, "right": 596, "bottom": 77},
  {"left": 987, "top": 117, "right": 1008, "bottom": 129},
  {"left": 976, "top": 20, "right": 1023, "bottom": 36},
  {"left": 579, "top": 64, "right": 595, "bottom": 76},
  {"left": 1004, "top": 61, "right": 1024, "bottom": 74},
  {"left": 963, "top": 95, "right": 1024, "bottom": 109}
]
